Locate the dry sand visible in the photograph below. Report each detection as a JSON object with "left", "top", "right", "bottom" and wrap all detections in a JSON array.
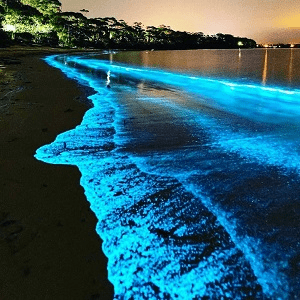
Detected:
[{"left": 0, "top": 47, "right": 114, "bottom": 300}]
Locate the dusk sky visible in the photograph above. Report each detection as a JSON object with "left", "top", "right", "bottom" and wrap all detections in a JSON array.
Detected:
[{"left": 60, "top": 0, "right": 300, "bottom": 44}]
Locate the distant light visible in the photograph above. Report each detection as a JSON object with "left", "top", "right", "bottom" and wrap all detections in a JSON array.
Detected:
[
  {"left": 264, "top": 44, "right": 269, "bottom": 48},
  {"left": 237, "top": 41, "right": 243, "bottom": 47},
  {"left": 290, "top": 44, "right": 295, "bottom": 48},
  {"left": 3, "top": 24, "right": 16, "bottom": 32}
]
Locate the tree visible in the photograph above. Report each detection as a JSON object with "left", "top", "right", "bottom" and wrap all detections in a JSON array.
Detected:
[
  {"left": 132, "top": 22, "right": 145, "bottom": 46},
  {"left": 20, "top": 0, "right": 61, "bottom": 15},
  {"left": 80, "top": 8, "right": 88, "bottom": 16},
  {"left": 0, "top": 0, "right": 257, "bottom": 49},
  {"left": 0, "top": 3, "right": 11, "bottom": 46},
  {"left": 0, "top": 0, "right": 61, "bottom": 45},
  {"left": 86, "top": 17, "right": 108, "bottom": 48},
  {"left": 54, "top": 12, "right": 90, "bottom": 47}
]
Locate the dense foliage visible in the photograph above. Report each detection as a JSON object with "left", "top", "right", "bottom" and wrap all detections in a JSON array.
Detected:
[{"left": 0, "top": 0, "right": 256, "bottom": 49}]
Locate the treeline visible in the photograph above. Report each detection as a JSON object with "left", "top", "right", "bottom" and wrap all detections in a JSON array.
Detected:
[{"left": 0, "top": 0, "right": 257, "bottom": 49}]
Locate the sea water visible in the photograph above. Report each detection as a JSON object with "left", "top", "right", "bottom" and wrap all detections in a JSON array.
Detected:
[{"left": 35, "top": 49, "right": 300, "bottom": 299}]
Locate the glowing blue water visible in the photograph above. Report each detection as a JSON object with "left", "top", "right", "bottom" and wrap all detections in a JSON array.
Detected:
[{"left": 35, "top": 53, "right": 300, "bottom": 299}]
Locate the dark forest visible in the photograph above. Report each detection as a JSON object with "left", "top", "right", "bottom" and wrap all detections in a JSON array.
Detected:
[{"left": 0, "top": 0, "right": 257, "bottom": 49}]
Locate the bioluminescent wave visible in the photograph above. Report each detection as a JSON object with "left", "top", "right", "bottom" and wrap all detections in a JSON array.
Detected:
[{"left": 35, "top": 53, "right": 300, "bottom": 299}]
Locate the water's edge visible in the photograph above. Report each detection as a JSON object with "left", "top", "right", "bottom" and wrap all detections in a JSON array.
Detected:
[{"left": 35, "top": 53, "right": 300, "bottom": 299}]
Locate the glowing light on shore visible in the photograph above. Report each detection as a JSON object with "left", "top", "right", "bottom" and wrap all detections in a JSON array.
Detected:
[{"left": 3, "top": 24, "right": 16, "bottom": 32}]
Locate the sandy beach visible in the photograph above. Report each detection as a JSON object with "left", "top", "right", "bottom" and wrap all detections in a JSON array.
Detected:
[{"left": 0, "top": 47, "right": 114, "bottom": 300}]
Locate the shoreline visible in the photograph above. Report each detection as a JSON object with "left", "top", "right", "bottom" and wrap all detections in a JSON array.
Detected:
[{"left": 0, "top": 48, "right": 114, "bottom": 299}]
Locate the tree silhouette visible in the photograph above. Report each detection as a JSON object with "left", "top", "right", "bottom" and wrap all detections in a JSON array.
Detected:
[
  {"left": 0, "top": 0, "right": 257, "bottom": 49},
  {"left": 80, "top": 8, "right": 89, "bottom": 16}
]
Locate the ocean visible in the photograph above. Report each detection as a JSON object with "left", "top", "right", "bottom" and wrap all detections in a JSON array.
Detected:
[{"left": 35, "top": 49, "right": 300, "bottom": 299}]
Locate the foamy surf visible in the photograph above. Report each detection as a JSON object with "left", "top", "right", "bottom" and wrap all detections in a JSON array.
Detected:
[{"left": 35, "top": 53, "right": 300, "bottom": 299}]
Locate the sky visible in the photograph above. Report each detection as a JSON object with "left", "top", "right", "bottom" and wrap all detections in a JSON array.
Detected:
[{"left": 60, "top": 0, "right": 300, "bottom": 44}]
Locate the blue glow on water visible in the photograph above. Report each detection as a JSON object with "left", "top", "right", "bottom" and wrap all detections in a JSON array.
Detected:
[
  {"left": 35, "top": 54, "right": 300, "bottom": 299},
  {"left": 64, "top": 55, "right": 300, "bottom": 125}
]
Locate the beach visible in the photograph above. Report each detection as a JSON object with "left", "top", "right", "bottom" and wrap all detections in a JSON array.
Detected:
[
  {"left": 3, "top": 47, "right": 300, "bottom": 299},
  {"left": 0, "top": 47, "right": 114, "bottom": 300}
]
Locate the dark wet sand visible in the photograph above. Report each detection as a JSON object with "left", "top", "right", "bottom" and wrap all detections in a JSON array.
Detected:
[{"left": 0, "top": 47, "right": 114, "bottom": 300}]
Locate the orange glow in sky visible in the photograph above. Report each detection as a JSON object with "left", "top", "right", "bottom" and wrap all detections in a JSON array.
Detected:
[
  {"left": 276, "top": 13, "right": 300, "bottom": 28},
  {"left": 59, "top": 0, "right": 300, "bottom": 43}
]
